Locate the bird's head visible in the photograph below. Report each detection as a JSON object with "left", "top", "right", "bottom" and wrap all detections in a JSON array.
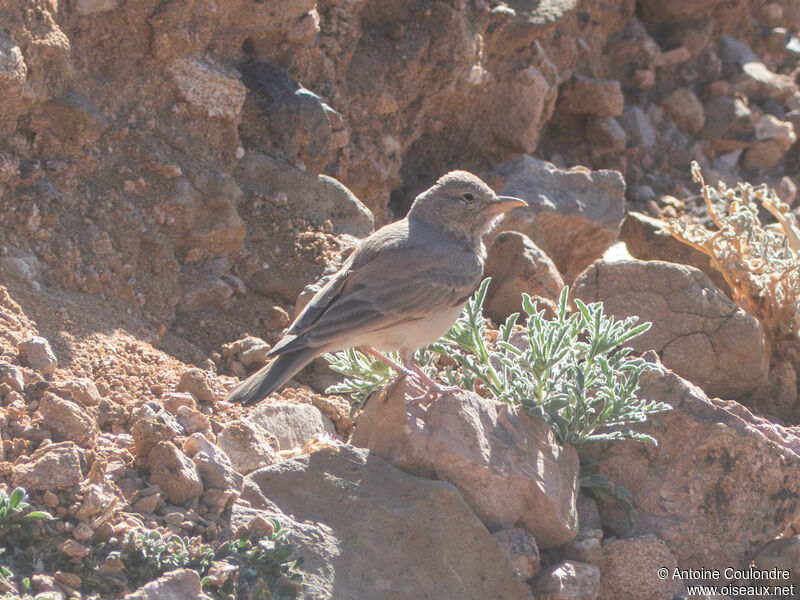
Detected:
[{"left": 407, "top": 170, "right": 527, "bottom": 243}]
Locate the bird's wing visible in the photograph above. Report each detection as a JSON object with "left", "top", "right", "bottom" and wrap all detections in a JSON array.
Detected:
[{"left": 273, "top": 241, "right": 482, "bottom": 354}]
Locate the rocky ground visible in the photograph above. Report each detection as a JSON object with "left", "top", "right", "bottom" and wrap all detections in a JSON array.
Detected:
[{"left": 1, "top": 0, "right": 800, "bottom": 598}]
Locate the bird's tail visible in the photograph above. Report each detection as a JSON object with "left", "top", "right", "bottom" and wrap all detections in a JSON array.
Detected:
[{"left": 227, "top": 347, "right": 318, "bottom": 406}]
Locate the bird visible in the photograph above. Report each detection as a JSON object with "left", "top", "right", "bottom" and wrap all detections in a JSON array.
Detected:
[{"left": 228, "top": 170, "right": 529, "bottom": 406}]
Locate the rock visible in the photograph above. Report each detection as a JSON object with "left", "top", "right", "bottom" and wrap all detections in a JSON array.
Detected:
[
  {"left": 59, "top": 539, "right": 90, "bottom": 559},
  {"left": 619, "top": 211, "right": 732, "bottom": 295},
  {"left": 586, "top": 117, "right": 627, "bottom": 153},
  {"left": 165, "top": 173, "right": 245, "bottom": 258},
  {"left": 492, "top": 527, "right": 540, "bottom": 579},
  {"left": 597, "top": 535, "right": 685, "bottom": 599},
  {"left": 53, "top": 378, "right": 101, "bottom": 407},
  {"left": 742, "top": 139, "right": 786, "bottom": 171},
  {"left": 39, "top": 392, "right": 98, "bottom": 447},
  {"left": 123, "top": 569, "right": 212, "bottom": 600},
  {"left": 0, "top": 37, "right": 30, "bottom": 135},
  {"left": 13, "top": 442, "right": 83, "bottom": 491},
  {"left": 225, "top": 336, "right": 270, "bottom": 371},
  {"left": 217, "top": 419, "right": 279, "bottom": 474},
  {"left": 484, "top": 232, "right": 565, "bottom": 323},
  {"left": 169, "top": 57, "right": 246, "bottom": 120},
  {"left": 722, "top": 35, "right": 797, "bottom": 102},
  {"left": 353, "top": 383, "right": 579, "bottom": 548},
  {"left": 175, "top": 405, "right": 211, "bottom": 435},
  {"left": 131, "top": 417, "right": 178, "bottom": 461},
  {"left": 530, "top": 561, "right": 600, "bottom": 600},
  {"left": 572, "top": 259, "right": 769, "bottom": 398},
  {"left": 236, "top": 153, "right": 374, "bottom": 239},
  {"left": 753, "top": 113, "right": 797, "bottom": 151},
  {"left": 241, "top": 445, "right": 533, "bottom": 599},
  {"left": 184, "top": 434, "right": 243, "bottom": 491},
  {"left": 491, "top": 156, "right": 626, "bottom": 280},
  {"left": 18, "top": 336, "right": 57, "bottom": 376},
  {"left": 42, "top": 91, "right": 109, "bottom": 148},
  {"left": 640, "top": 0, "right": 727, "bottom": 23},
  {"left": 660, "top": 88, "right": 704, "bottom": 134},
  {"left": 620, "top": 105, "right": 656, "bottom": 147},
  {"left": 247, "top": 402, "right": 337, "bottom": 452},
  {"left": 701, "top": 96, "right": 754, "bottom": 151},
  {"left": 238, "top": 61, "right": 336, "bottom": 173},
  {"left": 73, "top": 0, "right": 120, "bottom": 15},
  {"left": 558, "top": 76, "right": 624, "bottom": 117},
  {"left": 176, "top": 368, "right": 216, "bottom": 403},
  {"left": 556, "top": 529, "right": 603, "bottom": 566},
  {"left": 162, "top": 392, "right": 196, "bottom": 415},
  {"left": 0, "top": 360, "right": 24, "bottom": 392},
  {"left": 752, "top": 537, "right": 800, "bottom": 586},
  {"left": 587, "top": 362, "right": 800, "bottom": 569},
  {"left": 147, "top": 442, "right": 203, "bottom": 505}
]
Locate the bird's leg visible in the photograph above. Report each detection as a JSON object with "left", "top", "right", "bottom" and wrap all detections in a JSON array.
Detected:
[
  {"left": 408, "top": 362, "right": 461, "bottom": 395},
  {"left": 363, "top": 348, "right": 415, "bottom": 378}
]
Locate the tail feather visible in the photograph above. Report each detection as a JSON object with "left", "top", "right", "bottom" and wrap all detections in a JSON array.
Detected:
[{"left": 228, "top": 347, "right": 318, "bottom": 406}]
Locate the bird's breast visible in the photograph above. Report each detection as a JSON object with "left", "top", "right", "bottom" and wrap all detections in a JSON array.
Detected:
[{"left": 360, "top": 303, "right": 466, "bottom": 354}]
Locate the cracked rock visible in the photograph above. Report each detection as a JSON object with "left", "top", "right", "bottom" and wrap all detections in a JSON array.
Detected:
[{"left": 572, "top": 258, "right": 769, "bottom": 399}]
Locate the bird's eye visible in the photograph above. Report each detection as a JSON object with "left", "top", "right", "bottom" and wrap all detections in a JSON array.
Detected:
[{"left": 462, "top": 193, "right": 474, "bottom": 202}]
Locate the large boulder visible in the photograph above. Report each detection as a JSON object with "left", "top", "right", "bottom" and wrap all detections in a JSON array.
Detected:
[
  {"left": 241, "top": 445, "right": 533, "bottom": 600},
  {"left": 586, "top": 361, "right": 800, "bottom": 570},
  {"left": 352, "top": 381, "right": 579, "bottom": 548},
  {"left": 572, "top": 258, "right": 769, "bottom": 399}
]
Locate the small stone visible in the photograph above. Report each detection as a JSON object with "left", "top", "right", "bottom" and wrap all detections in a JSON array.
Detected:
[
  {"left": 39, "top": 392, "right": 98, "bottom": 447},
  {"left": 176, "top": 405, "right": 211, "bottom": 434},
  {"left": 54, "top": 378, "right": 101, "bottom": 407},
  {"left": 557, "top": 528, "right": 603, "bottom": 566},
  {"left": 630, "top": 69, "right": 655, "bottom": 90},
  {"left": 169, "top": 57, "right": 246, "bottom": 120},
  {"left": 0, "top": 361, "right": 24, "bottom": 392},
  {"left": 123, "top": 568, "right": 210, "bottom": 600},
  {"left": 132, "top": 489, "right": 161, "bottom": 515},
  {"left": 743, "top": 139, "right": 786, "bottom": 171},
  {"left": 148, "top": 442, "right": 203, "bottom": 506},
  {"left": 218, "top": 419, "right": 279, "bottom": 474},
  {"left": 656, "top": 46, "right": 691, "bottom": 67},
  {"left": 162, "top": 391, "right": 196, "bottom": 415},
  {"left": 13, "top": 441, "right": 83, "bottom": 491},
  {"left": 43, "top": 490, "right": 59, "bottom": 507},
  {"left": 73, "top": 522, "right": 94, "bottom": 542},
  {"left": 620, "top": 106, "right": 655, "bottom": 147},
  {"left": 754, "top": 113, "right": 797, "bottom": 151},
  {"left": 131, "top": 418, "right": 177, "bottom": 460},
  {"left": 248, "top": 402, "right": 337, "bottom": 452},
  {"left": 164, "top": 511, "right": 184, "bottom": 526},
  {"left": 177, "top": 368, "right": 216, "bottom": 403},
  {"left": 558, "top": 76, "right": 624, "bottom": 117},
  {"left": 73, "top": 0, "right": 119, "bottom": 15},
  {"left": 661, "top": 88, "right": 705, "bottom": 134},
  {"left": 492, "top": 527, "right": 540, "bottom": 579},
  {"left": 18, "top": 336, "right": 57, "bottom": 376},
  {"left": 59, "top": 539, "right": 90, "bottom": 558}
]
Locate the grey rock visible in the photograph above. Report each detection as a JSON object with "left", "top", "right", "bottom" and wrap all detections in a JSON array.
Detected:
[
  {"left": 18, "top": 336, "right": 57, "bottom": 376},
  {"left": 218, "top": 419, "right": 279, "bottom": 474},
  {"left": 492, "top": 156, "right": 626, "bottom": 279},
  {"left": 13, "top": 442, "right": 83, "bottom": 491},
  {"left": 147, "top": 442, "right": 203, "bottom": 506},
  {"left": 620, "top": 106, "right": 655, "bottom": 147},
  {"left": 248, "top": 402, "right": 337, "bottom": 452},
  {"left": 241, "top": 445, "right": 533, "bottom": 599},
  {"left": 492, "top": 527, "right": 540, "bottom": 579},
  {"left": 572, "top": 259, "right": 769, "bottom": 399}
]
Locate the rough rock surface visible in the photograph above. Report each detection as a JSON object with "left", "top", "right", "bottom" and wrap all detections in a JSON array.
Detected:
[
  {"left": 241, "top": 445, "right": 533, "bottom": 600},
  {"left": 12, "top": 441, "right": 83, "bottom": 491},
  {"left": 572, "top": 259, "right": 769, "bottom": 399},
  {"left": 247, "top": 402, "right": 337, "bottom": 452},
  {"left": 587, "top": 361, "right": 800, "bottom": 569},
  {"left": 123, "top": 569, "right": 212, "bottom": 600},
  {"left": 147, "top": 441, "right": 203, "bottom": 506},
  {"left": 353, "top": 381, "right": 579, "bottom": 548},
  {"left": 18, "top": 336, "right": 57, "bottom": 376},
  {"left": 217, "top": 419, "right": 279, "bottom": 475},
  {"left": 597, "top": 535, "right": 685, "bottom": 600},
  {"left": 484, "top": 231, "right": 565, "bottom": 323},
  {"left": 38, "top": 392, "right": 98, "bottom": 447},
  {"left": 491, "top": 156, "right": 626, "bottom": 279}
]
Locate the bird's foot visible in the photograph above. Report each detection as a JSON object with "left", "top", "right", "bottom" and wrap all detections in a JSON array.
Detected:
[{"left": 408, "top": 363, "right": 460, "bottom": 396}]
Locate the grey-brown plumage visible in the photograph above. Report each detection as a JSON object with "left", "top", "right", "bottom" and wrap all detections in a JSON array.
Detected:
[{"left": 228, "top": 171, "right": 528, "bottom": 406}]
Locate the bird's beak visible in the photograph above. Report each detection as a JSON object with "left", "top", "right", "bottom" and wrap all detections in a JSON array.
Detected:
[{"left": 486, "top": 195, "right": 528, "bottom": 215}]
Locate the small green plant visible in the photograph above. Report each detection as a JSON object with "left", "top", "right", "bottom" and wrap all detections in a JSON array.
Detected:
[
  {"left": 326, "top": 280, "right": 670, "bottom": 448},
  {"left": 205, "top": 521, "right": 303, "bottom": 600},
  {"left": 0, "top": 488, "right": 52, "bottom": 536}
]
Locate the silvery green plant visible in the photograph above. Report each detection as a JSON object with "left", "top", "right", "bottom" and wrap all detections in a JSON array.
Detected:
[{"left": 326, "top": 279, "right": 670, "bottom": 447}]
